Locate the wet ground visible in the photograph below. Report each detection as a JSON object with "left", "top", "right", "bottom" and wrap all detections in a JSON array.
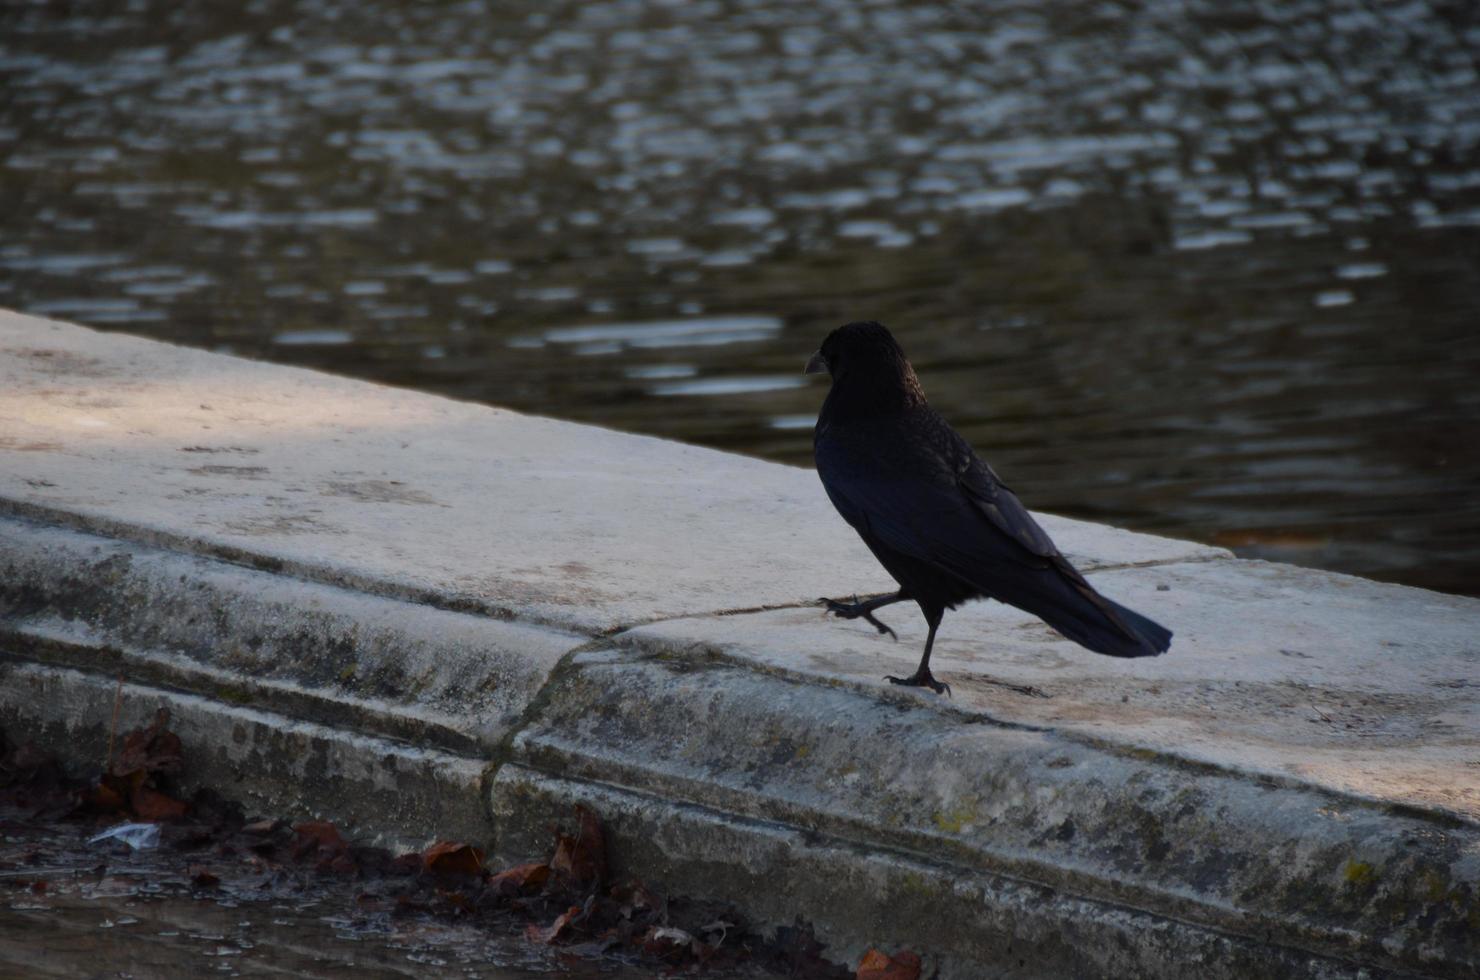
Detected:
[
  {"left": 0, "top": 712, "right": 850, "bottom": 980},
  {"left": 0, "top": 817, "right": 671, "bottom": 979},
  {"left": 0, "top": 813, "right": 814, "bottom": 980},
  {"left": 1, "top": 0, "right": 1479, "bottom": 594}
]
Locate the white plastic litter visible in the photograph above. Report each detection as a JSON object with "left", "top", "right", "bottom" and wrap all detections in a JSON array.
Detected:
[{"left": 88, "top": 822, "right": 161, "bottom": 850}]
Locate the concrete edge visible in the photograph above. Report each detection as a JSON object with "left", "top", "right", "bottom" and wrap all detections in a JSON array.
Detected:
[
  {"left": 0, "top": 661, "right": 492, "bottom": 847},
  {"left": 607, "top": 614, "right": 1480, "bottom": 831},
  {"left": 491, "top": 650, "right": 1479, "bottom": 980},
  {"left": 0, "top": 514, "right": 585, "bottom": 753},
  {"left": 0, "top": 493, "right": 1231, "bottom": 642},
  {"left": 490, "top": 766, "right": 1431, "bottom": 980},
  {"left": 0, "top": 495, "right": 552, "bottom": 627}
]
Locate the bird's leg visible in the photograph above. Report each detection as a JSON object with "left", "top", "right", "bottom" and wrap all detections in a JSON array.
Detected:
[
  {"left": 818, "top": 590, "right": 907, "bottom": 639},
  {"left": 886, "top": 609, "right": 951, "bottom": 696}
]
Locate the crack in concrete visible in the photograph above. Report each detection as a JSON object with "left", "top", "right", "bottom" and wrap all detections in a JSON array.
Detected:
[
  {"left": 592, "top": 548, "right": 1234, "bottom": 643},
  {"left": 0, "top": 498, "right": 1232, "bottom": 647}
]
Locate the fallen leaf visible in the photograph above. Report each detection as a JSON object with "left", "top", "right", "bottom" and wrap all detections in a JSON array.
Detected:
[
  {"left": 487, "top": 861, "right": 549, "bottom": 895},
  {"left": 113, "top": 708, "right": 183, "bottom": 779},
  {"left": 422, "top": 840, "right": 485, "bottom": 876},
  {"left": 326, "top": 853, "right": 357, "bottom": 875},
  {"left": 131, "top": 784, "right": 189, "bottom": 821},
  {"left": 526, "top": 904, "right": 583, "bottom": 944},
  {"left": 293, "top": 821, "right": 345, "bottom": 848},
  {"left": 189, "top": 864, "right": 219, "bottom": 888},
  {"left": 857, "top": 948, "right": 922, "bottom": 980},
  {"left": 550, "top": 805, "right": 605, "bottom": 887},
  {"left": 292, "top": 821, "right": 348, "bottom": 863}
]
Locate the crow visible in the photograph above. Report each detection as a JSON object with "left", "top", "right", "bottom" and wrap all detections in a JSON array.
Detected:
[{"left": 806, "top": 321, "right": 1171, "bottom": 695}]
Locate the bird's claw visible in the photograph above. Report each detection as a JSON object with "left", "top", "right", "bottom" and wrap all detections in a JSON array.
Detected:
[
  {"left": 819, "top": 596, "right": 897, "bottom": 640},
  {"left": 885, "top": 672, "right": 952, "bottom": 697},
  {"left": 859, "top": 611, "right": 897, "bottom": 640}
]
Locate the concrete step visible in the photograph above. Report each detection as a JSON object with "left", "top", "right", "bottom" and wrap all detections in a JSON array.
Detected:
[{"left": 1, "top": 309, "right": 1475, "bottom": 978}]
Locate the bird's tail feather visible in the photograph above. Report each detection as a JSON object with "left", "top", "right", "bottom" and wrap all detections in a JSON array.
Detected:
[
  {"left": 992, "top": 570, "right": 1171, "bottom": 658},
  {"left": 1095, "top": 596, "right": 1172, "bottom": 657}
]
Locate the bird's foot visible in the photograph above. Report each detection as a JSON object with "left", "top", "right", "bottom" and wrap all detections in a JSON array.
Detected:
[
  {"left": 818, "top": 596, "right": 897, "bottom": 640},
  {"left": 885, "top": 670, "right": 952, "bottom": 697}
]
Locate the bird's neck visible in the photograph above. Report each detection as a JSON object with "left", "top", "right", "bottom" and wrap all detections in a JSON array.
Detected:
[{"left": 822, "top": 363, "right": 929, "bottom": 420}]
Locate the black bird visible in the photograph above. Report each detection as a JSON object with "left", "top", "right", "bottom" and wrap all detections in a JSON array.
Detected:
[{"left": 806, "top": 321, "right": 1171, "bottom": 695}]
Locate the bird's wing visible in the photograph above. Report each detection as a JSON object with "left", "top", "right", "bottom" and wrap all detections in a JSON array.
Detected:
[
  {"left": 951, "top": 443, "right": 1065, "bottom": 564},
  {"left": 817, "top": 437, "right": 1060, "bottom": 580},
  {"left": 818, "top": 403, "right": 1081, "bottom": 571}
]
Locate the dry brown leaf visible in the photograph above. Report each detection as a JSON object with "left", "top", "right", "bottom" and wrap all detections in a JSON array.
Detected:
[
  {"left": 292, "top": 820, "right": 348, "bottom": 862},
  {"left": 526, "top": 904, "right": 583, "bottom": 944},
  {"left": 131, "top": 783, "right": 189, "bottom": 821},
  {"left": 422, "top": 840, "right": 485, "bottom": 876},
  {"left": 293, "top": 821, "right": 345, "bottom": 847},
  {"left": 488, "top": 861, "right": 550, "bottom": 894},
  {"left": 326, "top": 852, "right": 357, "bottom": 875},
  {"left": 113, "top": 708, "right": 184, "bottom": 778},
  {"left": 550, "top": 804, "right": 606, "bottom": 887},
  {"left": 856, "top": 948, "right": 922, "bottom": 980}
]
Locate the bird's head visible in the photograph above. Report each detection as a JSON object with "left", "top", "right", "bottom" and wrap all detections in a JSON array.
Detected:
[{"left": 805, "top": 321, "right": 926, "bottom": 407}]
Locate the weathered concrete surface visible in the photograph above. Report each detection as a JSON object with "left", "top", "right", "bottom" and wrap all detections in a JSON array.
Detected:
[
  {"left": 4, "top": 661, "right": 491, "bottom": 845},
  {"left": 0, "top": 516, "right": 584, "bottom": 752},
  {"left": 0, "top": 310, "right": 1219, "bottom": 634},
  {"left": 2, "top": 309, "right": 1477, "bottom": 978},
  {"left": 620, "top": 559, "right": 1480, "bottom": 821},
  {"left": 493, "top": 657, "right": 1478, "bottom": 978}
]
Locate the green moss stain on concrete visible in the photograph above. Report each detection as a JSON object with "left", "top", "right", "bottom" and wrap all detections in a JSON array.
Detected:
[
  {"left": 1419, "top": 868, "right": 1451, "bottom": 903},
  {"left": 214, "top": 684, "right": 256, "bottom": 705},
  {"left": 1344, "top": 860, "right": 1376, "bottom": 887},
  {"left": 932, "top": 800, "right": 982, "bottom": 835}
]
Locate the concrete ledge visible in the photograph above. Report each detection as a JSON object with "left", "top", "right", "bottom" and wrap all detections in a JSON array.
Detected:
[
  {"left": 0, "top": 515, "right": 584, "bottom": 753},
  {"left": 0, "top": 309, "right": 1224, "bottom": 634},
  {"left": 492, "top": 768, "right": 1436, "bottom": 980},
  {"left": 2, "top": 309, "right": 1477, "bottom": 977},
  {"left": 492, "top": 651, "right": 1477, "bottom": 979},
  {"left": 1, "top": 662, "right": 491, "bottom": 843},
  {"left": 619, "top": 559, "right": 1480, "bottom": 821}
]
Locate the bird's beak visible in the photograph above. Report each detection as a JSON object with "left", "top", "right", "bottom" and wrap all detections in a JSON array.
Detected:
[{"left": 804, "top": 351, "right": 828, "bottom": 375}]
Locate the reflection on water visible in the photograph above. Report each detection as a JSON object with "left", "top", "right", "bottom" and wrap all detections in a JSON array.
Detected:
[
  {"left": 527, "top": 315, "right": 783, "bottom": 352},
  {"left": 1, "top": 0, "right": 1478, "bottom": 594}
]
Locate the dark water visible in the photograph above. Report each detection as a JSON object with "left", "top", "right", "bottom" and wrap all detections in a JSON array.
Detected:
[{"left": 2, "top": 0, "right": 1479, "bottom": 595}]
